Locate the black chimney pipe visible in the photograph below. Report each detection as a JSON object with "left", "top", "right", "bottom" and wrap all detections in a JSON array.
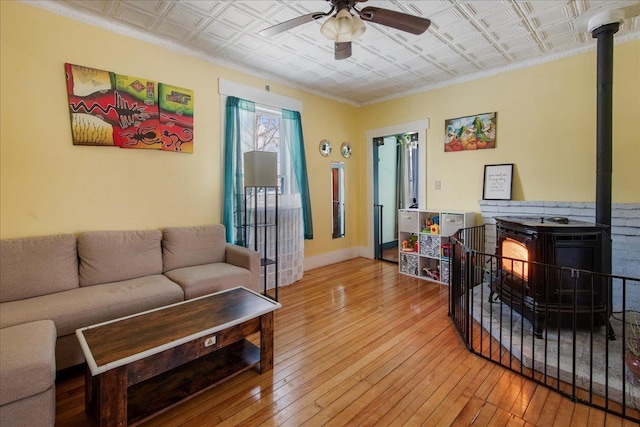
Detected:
[{"left": 591, "top": 22, "right": 619, "bottom": 276}]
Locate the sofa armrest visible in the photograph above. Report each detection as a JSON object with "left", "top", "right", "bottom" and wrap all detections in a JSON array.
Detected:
[{"left": 225, "top": 244, "right": 260, "bottom": 292}]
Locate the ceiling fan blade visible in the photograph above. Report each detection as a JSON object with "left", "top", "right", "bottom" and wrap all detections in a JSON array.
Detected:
[
  {"left": 359, "top": 6, "right": 431, "bottom": 35},
  {"left": 335, "top": 42, "right": 352, "bottom": 60},
  {"left": 259, "top": 12, "right": 327, "bottom": 37}
]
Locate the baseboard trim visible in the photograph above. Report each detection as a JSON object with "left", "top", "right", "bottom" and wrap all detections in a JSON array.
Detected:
[{"left": 304, "top": 247, "right": 364, "bottom": 271}]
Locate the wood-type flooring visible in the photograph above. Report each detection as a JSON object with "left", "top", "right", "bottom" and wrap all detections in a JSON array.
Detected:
[{"left": 55, "top": 258, "right": 636, "bottom": 426}]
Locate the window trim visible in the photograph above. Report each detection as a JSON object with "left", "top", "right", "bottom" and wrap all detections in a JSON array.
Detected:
[{"left": 219, "top": 79, "right": 303, "bottom": 113}]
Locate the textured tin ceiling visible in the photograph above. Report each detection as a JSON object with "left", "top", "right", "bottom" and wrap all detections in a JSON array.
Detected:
[{"left": 33, "top": 0, "right": 640, "bottom": 105}]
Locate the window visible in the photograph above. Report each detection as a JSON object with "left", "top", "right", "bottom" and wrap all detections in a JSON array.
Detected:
[
  {"left": 242, "top": 105, "right": 292, "bottom": 194},
  {"left": 397, "top": 132, "right": 419, "bottom": 208},
  {"left": 222, "top": 91, "right": 313, "bottom": 246},
  {"left": 405, "top": 132, "right": 419, "bottom": 204},
  {"left": 223, "top": 95, "right": 311, "bottom": 288}
]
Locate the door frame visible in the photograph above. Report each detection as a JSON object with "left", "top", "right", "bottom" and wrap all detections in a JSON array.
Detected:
[{"left": 364, "top": 119, "right": 430, "bottom": 259}]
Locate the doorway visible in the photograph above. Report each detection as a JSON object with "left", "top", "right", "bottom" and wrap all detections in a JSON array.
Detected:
[
  {"left": 365, "top": 119, "right": 429, "bottom": 261},
  {"left": 373, "top": 133, "right": 420, "bottom": 262}
]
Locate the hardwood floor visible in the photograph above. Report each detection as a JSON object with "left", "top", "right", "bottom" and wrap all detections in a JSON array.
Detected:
[{"left": 55, "top": 258, "right": 635, "bottom": 426}]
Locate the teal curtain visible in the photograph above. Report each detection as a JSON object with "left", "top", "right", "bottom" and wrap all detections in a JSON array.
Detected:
[
  {"left": 282, "top": 109, "right": 314, "bottom": 239},
  {"left": 223, "top": 96, "right": 255, "bottom": 244}
]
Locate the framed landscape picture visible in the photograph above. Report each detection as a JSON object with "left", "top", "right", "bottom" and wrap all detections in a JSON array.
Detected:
[{"left": 444, "top": 112, "right": 496, "bottom": 152}]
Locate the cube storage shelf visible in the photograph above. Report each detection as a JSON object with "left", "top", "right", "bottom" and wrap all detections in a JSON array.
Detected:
[{"left": 398, "top": 209, "right": 475, "bottom": 284}]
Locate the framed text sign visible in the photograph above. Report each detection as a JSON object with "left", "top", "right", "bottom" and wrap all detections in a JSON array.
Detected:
[{"left": 483, "top": 163, "right": 514, "bottom": 200}]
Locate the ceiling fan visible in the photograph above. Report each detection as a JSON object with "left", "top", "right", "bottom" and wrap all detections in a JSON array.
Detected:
[{"left": 259, "top": 0, "right": 431, "bottom": 60}]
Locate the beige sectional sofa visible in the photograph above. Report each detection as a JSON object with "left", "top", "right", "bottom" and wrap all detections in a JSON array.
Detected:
[
  {"left": 0, "top": 320, "right": 57, "bottom": 427},
  {"left": 0, "top": 224, "right": 260, "bottom": 426}
]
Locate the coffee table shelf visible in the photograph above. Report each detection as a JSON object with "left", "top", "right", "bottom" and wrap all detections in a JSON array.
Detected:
[{"left": 128, "top": 339, "right": 259, "bottom": 425}]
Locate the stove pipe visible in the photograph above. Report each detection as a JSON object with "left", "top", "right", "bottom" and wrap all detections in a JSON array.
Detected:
[{"left": 591, "top": 21, "right": 619, "bottom": 276}]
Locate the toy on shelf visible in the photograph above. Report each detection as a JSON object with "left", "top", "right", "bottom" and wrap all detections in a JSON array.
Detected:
[
  {"left": 423, "top": 216, "right": 440, "bottom": 233},
  {"left": 441, "top": 244, "right": 451, "bottom": 259},
  {"left": 423, "top": 267, "right": 440, "bottom": 281},
  {"left": 407, "top": 233, "right": 418, "bottom": 251},
  {"left": 401, "top": 234, "right": 419, "bottom": 252},
  {"left": 430, "top": 224, "right": 440, "bottom": 234}
]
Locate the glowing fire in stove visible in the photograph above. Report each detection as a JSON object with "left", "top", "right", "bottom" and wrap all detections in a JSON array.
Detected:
[{"left": 502, "top": 237, "right": 529, "bottom": 280}]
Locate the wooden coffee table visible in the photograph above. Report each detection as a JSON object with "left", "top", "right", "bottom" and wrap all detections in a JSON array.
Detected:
[{"left": 76, "top": 286, "right": 281, "bottom": 427}]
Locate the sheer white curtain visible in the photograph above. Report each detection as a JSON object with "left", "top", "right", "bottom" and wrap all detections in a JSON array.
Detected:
[{"left": 244, "top": 193, "right": 304, "bottom": 287}]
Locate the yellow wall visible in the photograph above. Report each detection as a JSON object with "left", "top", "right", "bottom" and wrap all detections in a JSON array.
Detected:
[
  {"left": 0, "top": 2, "right": 360, "bottom": 258},
  {"left": 360, "top": 40, "right": 640, "bottom": 216},
  {"left": 2, "top": 2, "right": 638, "bottom": 259}
]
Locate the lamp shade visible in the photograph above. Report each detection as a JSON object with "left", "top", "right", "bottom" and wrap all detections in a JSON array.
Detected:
[
  {"left": 335, "top": 32, "right": 352, "bottom": 42},
  {"left": 244, "top": 151, "right": 278, "bottom": 187},
  {"left": 335, "top": 9, "right": 353, "bottom": 34},
  {"left": 320, "top": 16, "right": 338, "bottom": 40},
  {"left": 351, "top": 15, "right": 366, "bottom": 39}
]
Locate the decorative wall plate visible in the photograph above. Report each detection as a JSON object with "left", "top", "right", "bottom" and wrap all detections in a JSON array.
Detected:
[
  {"left": 319, "top": 139, "right": 332, "bottom": 157},
  {"left": 341, "top": 142, "right": 352, "bottom": 158}
]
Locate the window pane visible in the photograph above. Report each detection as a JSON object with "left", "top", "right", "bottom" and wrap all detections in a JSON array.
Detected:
[
  {"left": 243, "top": 108, "right": 292, "bottom": 195},
  {"left": 256, "top": 114, "right": 280, "bottom": 152}
]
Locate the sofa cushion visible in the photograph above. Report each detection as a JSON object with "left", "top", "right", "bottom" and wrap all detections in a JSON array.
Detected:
[
  {"left": 0, "top": 320, "right": 56, "bottom": 406},
  {"left": 0, "top": 234, "right": 78, "bottom": 303},
  {"left": 0, "top": 275, "right": 184, "bottom": 336},
  {"left": 78, "top": 229, "right": 163, "bottom": 286},
  {"left": 0, "top": 388, "right": 56, "bottom": 427},
  {"left": 164, "top": 263, "right": 255, "bottom": 299},
  {"left": 162, "top": 225, "right": 226, "bottom": 272}
]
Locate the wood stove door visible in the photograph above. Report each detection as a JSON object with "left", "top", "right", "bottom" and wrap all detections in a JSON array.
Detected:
[{"left": 548, "top": 235, "right": 607, "bottom": 315}]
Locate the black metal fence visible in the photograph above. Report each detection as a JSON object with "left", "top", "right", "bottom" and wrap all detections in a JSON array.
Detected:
[{"left": 448, "top": 225, "right": 640, "bottom": 423}]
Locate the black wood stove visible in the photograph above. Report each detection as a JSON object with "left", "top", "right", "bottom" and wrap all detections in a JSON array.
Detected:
[{"left": 490, "top": 216, "right": 612, "bottom": 338}]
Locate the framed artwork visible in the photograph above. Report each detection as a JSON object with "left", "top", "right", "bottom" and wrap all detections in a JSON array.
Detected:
[
  {"left": 444, "top": 112, "right": 496, "bottom": 152},
  {"left": 65, "top": 63, "right": 193, "bottom": 153},
  {"left": 483, "top": 163, "right": 514, "bottom": 200}
]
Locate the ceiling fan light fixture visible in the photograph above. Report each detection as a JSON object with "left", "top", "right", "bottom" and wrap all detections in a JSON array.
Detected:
[
  {"left": 334, "top": 8, "right": 353, "bottom": 34},
  {"left": 320, "top": 16, "right": 338, "bottom": 39},
  {"left": 335, "top": 32, "right": 353, "bottom": 42},
  {"left": 260, "top": 0, "right": 432, "bottom": 60},
  {"left": 321, "top": 10, "right": 366, "bottom": 42},
  {"left": 351, "top": 14, "right": 366, "bottom": 39}
]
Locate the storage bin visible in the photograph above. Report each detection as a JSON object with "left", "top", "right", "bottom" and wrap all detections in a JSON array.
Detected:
[
  {"left": 440, "top": 213, "right": 465, "bottom": 237},
  {"left": 398, "top": 210, "right": 418, "bottom": 233}
]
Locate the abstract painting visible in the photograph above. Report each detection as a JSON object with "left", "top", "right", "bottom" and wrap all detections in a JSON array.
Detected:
[{"left": 65, "top": 63, "right": 193, "bottom": 153}]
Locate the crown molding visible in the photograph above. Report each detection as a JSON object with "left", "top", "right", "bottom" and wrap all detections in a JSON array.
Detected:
[{"left": 362, "top": 32, "right": 640, "bottom": 106}]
